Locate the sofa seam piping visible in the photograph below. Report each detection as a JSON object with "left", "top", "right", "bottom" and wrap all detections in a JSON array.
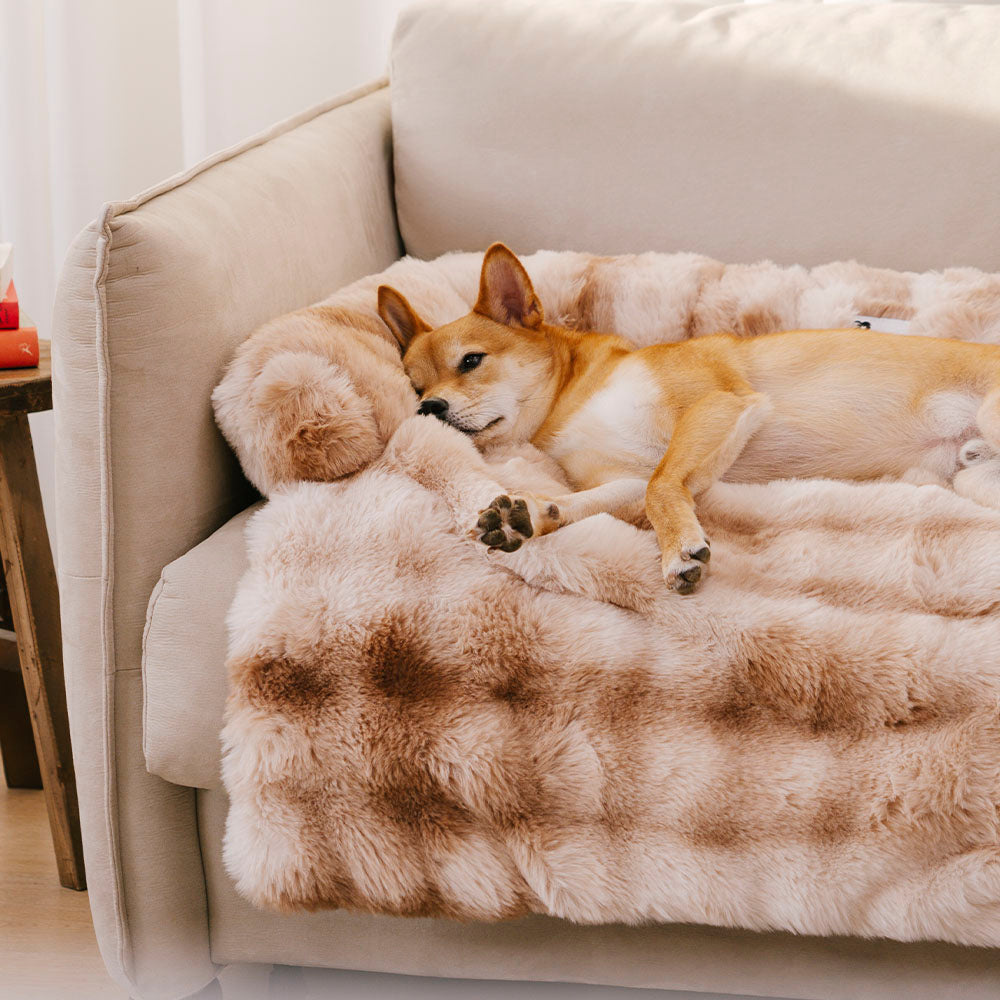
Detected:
[
  {"left": 104, "top": 77, "right": 388, "bottom": 221},
  {"left": 140, "top": 575, "right": 166, "bottom": 770},
  {"left": 94, "top": 202, "right": 131, "bottom": 986}
]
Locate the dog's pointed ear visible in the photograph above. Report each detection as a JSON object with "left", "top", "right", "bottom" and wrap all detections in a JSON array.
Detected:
[
  {"left": 475, "top": 243, "right": 544, "bottom": 329},
  {"left": 377, "top": 285, "right": 429, "bottom": 352}
]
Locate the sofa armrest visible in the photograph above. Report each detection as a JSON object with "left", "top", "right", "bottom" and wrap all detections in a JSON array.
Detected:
[{"left": 52, "top": 79, "right": 401, "bottom": 1000}]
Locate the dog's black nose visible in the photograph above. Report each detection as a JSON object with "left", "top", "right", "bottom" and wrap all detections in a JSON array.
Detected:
[{"left": 417, "top": 397, "right": 449, "bottom": 418}]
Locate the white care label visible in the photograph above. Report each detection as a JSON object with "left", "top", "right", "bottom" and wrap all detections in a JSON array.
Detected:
[{"left": 854, "top": 316, "right": 913, "bottom": 335}]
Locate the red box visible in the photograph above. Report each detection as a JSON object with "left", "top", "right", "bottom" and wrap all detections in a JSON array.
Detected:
[
  {"left": 0, "top": 281, "right": 18, "bottom": 330},
  {"left": 0, "top": 320, "right": 39, "bottom": 368}
]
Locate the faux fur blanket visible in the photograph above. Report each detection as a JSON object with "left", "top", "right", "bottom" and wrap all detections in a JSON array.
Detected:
[{"left": 219, "top": 251, "right": 1000, "bottom": 947}]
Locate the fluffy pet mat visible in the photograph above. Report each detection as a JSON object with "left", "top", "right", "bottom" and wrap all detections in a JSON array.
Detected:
[{"left": 219, "top": 251, "right": 1000, "bottom": 946}]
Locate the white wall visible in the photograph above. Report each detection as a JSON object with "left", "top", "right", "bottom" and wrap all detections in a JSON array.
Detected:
[
  {"left": 0, "top": 0, "right": 411, "bottom": 556},
  {"left": 177, "top": 0, "right": 404, "bottom": 166}
]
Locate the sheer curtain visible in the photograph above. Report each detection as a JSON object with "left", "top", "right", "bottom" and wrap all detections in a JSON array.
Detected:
[{"left": 0, "top": 0, "right": 408, "bottom": 544}]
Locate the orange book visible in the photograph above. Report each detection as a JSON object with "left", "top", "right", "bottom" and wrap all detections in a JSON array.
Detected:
[
  {"left": 0, "top": 316, "right": 39, "bottom": 368},
  {"left": 0, "top": 281, "right": 17, "bottom": 330}
]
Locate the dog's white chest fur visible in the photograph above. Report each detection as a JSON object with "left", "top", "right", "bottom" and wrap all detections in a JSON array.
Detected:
[{"left": 548, "top": 360, "right": 665, "bottom": 484}]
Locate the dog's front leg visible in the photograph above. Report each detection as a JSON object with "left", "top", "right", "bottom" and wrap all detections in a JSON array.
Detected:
[
  {"left": 555, "top": 477, "right": 650, "bottom": 525},
  {"left": 647, "top": 390, "right": 771, "bottom": 593},
  {"left": 474, "top": 478, "right": 649, "bottom": 551}
]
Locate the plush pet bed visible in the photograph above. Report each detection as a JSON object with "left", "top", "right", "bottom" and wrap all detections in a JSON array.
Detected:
[{"left": 214, "top": 251, "right": 1000, "bottom": 947}]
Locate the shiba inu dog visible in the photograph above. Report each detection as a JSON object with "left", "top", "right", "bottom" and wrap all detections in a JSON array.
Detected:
[{"left": 377, "top": 243, "right": 1000, "bottom": 593}]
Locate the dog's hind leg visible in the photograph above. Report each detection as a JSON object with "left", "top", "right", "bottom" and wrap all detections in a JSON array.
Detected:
[
  {"left": 974, "top": 387, "right": 1000, "bottom": 447},
  {"left": 954, "top": 388, "right": 1000, "bottom": 510}
]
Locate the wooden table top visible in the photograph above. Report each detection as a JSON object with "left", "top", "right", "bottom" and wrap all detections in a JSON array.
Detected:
[{"left": 0, "top": 341, "right": 51, "bottom": 415}]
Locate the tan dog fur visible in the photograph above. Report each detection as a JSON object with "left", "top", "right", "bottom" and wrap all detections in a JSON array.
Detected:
[{"left": 379, "top": 244, "right": 1000, "bottom": 592}]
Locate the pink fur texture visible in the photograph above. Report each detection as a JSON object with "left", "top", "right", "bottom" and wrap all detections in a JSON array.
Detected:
[
  {"left": 223, "top": 415, "right": 1000, "bottom": 945},
  {"left": 217, "top": 251, "right": 1000, "bottom": 944}
]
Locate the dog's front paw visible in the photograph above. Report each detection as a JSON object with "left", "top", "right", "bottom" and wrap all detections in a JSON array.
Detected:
[
  {"left": 959, "top": 438, "right": 998, "bottom": 468},
  {"left": 662, "top": 537, "right": 711, "bottom": 594},
  {"left": 472, "top": 494, "right": 561, "bottom": 552}
]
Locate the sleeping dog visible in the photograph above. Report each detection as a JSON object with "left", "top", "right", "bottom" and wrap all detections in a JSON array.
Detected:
[{"left": 377, "top": 243, "right": 1000, "bottom": 593}]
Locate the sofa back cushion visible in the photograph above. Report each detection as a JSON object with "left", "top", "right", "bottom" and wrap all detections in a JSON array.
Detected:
[{"left": 391, "top": 0, "right": 1000, "bottom": 272}]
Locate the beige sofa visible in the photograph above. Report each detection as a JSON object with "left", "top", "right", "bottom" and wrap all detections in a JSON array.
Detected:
[{"left": 52, "top": 3, "right": 1000, "bottom": 999}]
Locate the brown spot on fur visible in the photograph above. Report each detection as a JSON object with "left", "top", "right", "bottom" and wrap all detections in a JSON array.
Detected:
[
  {"left": 575, "top": 259, "right": 603, "bottom": 332},
  {"left": 591, "top": 668, "right": 666, "bottom": 838},
  {"left": 491, "top": 674, "right": 530, "bottom": 706},
  {"left": 735, "top": 307, "right": 783, "bottom": 338},
  {"left": 686, "top": 791, "right": 858, "bottom": 849},
  {"left": 595, "top": 666, "right": 665, "bottom": 730},
  {"left": 705, "top": 686, "right": 760, "bottom": 732},
  {"left": 688, "top": 803, "right": 747, "bottom": 849},
  {"left": 272, "top": 854, "right": 362, "bottom": 913},
  {"left": 811, "top": 795, "right": 859, "bottom": 843},
  {"left": 373, "top": 765, "right": 471, "bottom": 833},
  {"left": 240, "top": 654, "right": 340, "bottom": 719},
  {"left": 573, "top": 256, "right": 625, "bottom": 332},
  {"left": 369, "top": 645, "right": 432, "bottom": 701},
  {"left": 280, "top": 788, "right": 364, "bottom": 911},
  {"left": 856, "top": 299, "right": 916, "bottom": 321},
  {"left": 363, "top": 613, "right": 452, "bottom": 704},
  {"left": 393, "top": 883, "right": 459, "bottom": 920},
  {"left": 717, "top": 624, "right": 951, "bottom": 734}
]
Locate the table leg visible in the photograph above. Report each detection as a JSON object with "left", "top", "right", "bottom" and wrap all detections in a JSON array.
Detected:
[
  {"left": 0, "top": 411, "right": 85, "bottom": 889},
  {"left": 0, "top": 635, "right": 43, "bottom": 787}
]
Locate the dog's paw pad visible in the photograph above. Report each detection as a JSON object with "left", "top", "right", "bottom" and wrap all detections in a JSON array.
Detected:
[
  {"left": 960, "top": 439, "right": 998, "bottom": 468},
  {"left": 477, "top": 508, "right": 502, "bottom": 532},
  {"left": 664, "top": 537, "right": 711, "bottom": 594},
  {"left": 474, "top": 494, "right": 547, "bottom": 552},
  {"left": 507, "top": 498, "right": 534, "bottom": 537}
]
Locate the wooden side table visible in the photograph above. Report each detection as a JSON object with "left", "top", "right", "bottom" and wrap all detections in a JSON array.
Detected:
[{"left": 0, "top": 340, "right": 85, "bottom": 889}]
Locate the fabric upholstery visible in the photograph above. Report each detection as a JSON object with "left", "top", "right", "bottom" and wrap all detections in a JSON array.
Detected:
[
  {"left": 143, "top": 505, "right": 259, "bottom": 790},
  {"left": 391, "top": 1, "right": 1000, "bottom": 272},
  {"left": 197, "top": 786, "right": 1000, "bottom": 1000},
  {"left": 53, "top": 79, "right": 401, "bottom": 1000}
]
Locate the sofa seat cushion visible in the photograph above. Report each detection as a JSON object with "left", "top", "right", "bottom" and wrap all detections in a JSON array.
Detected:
[{"left": 143, "top": 504, "right": 261, "bottom": 789}]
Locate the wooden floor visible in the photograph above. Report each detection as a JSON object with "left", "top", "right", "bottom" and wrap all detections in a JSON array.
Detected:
[{"left": 0, "top": 768, "right": 128, "bottom": 1000}]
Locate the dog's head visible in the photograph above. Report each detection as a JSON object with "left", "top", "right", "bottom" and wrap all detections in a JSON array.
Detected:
[{"left": 377, "top": 243, "right": 559, "bottom": 446}]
